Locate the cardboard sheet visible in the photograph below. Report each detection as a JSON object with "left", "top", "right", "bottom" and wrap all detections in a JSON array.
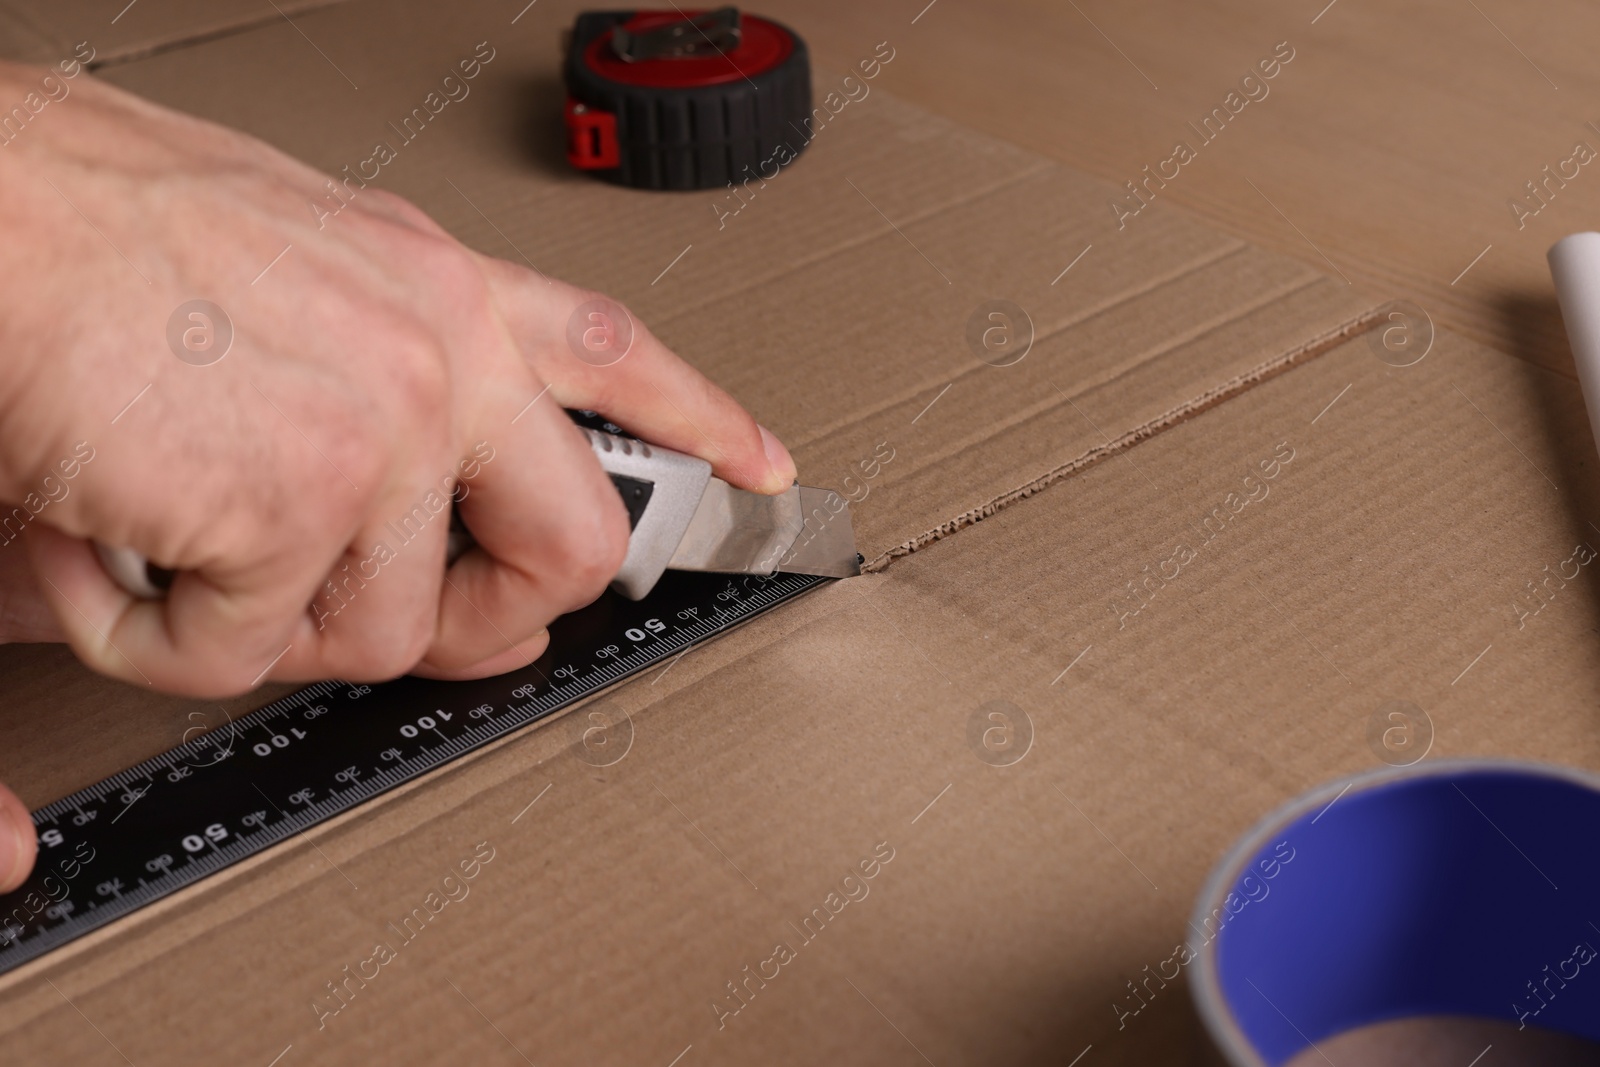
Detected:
[
  {"left": 3, "top": 2, "right": 1597, "bottom": 1065},
  {"left": 0, "top": 0, "right": 348, "bottom": 66},
  {"left": 6, "top": 325, "right": 1600, "bottom": 1064}
]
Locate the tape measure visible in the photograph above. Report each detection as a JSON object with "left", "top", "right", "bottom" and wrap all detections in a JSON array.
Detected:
[
  {"left": 563, "top": 7, "right": 811, "bottom": 190},
  {"left": 0, "top": 568, "right": 826, "bottom": 975}
]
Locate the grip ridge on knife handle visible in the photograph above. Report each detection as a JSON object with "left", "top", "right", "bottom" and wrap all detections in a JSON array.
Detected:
[{"left": 580, "top": 428, "right": 713, "bottom": 600}]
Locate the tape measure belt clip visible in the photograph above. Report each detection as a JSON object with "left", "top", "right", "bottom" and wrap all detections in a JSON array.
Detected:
[{"left": 563, "top": 8, "right": 812, "bottom": 190}]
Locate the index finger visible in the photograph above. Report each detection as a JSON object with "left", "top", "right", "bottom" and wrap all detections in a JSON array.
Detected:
[{"left": 475, "top": 257, "right": 796, "bottom": 495}]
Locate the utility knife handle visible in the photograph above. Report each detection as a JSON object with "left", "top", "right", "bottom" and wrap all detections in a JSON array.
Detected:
[
  {"left": 580, "top": 428, "right": 712, "bottom": 599},
  {"left": 95, "top": 429, "right": 714, "bottom": 603}
]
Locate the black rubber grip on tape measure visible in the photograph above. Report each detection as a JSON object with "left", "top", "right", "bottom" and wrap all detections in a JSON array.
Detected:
[{"left": 564, "top": 10, "right": 812, "bottom": 191}]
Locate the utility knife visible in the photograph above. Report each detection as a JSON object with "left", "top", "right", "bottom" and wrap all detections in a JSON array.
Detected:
[{"left": 96, "top": 425, "right": 861, "bottom": 601}]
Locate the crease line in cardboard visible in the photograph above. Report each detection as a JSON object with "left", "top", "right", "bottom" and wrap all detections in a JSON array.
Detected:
[
  {"left": 836, "top": 270, "right": 1334, "bottom": 492},
  {"left": 1045, "top": 271, "right": 1335, "bottom": 412},
  {"left": 786, "top": 237, "right": 1254, "bottom": 451},
  {"left": 650, "top": 159, "right": 1057, "bottom": 327},
  {"left": 861, "top": 306, "right": 1389, "bottom": 571},
  {"left": 82, "top": 0, "right": 352, "bottom": 69}
]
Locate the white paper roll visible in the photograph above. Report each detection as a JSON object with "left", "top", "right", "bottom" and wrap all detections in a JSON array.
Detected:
[{"left": 1548, "top": 232, "right": 1600, "bottom": 462}]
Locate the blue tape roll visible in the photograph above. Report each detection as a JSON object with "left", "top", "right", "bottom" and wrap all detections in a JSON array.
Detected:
[{"left": 1191, "top": 761, "right": 1600, "bottom": 1065}]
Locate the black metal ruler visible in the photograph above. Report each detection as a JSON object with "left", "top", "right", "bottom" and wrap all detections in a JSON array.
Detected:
[{"left": 0, "top": 569, "right": 826, "bottom": 976}]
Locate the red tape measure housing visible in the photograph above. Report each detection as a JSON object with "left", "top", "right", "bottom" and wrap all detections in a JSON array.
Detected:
[{"left": 563, "top": 9, "right": 812, "bottom": 190}]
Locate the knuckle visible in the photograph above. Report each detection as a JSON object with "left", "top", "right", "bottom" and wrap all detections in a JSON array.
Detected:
[
  {"left": 159, "top": 648, "right": 274, "bottom": 701},
  {"left": 412, "top": 231, "right": 487, "bottom": 300},
  {"left": 554, "top": 492, "right": 629, "bottom": 601},
  {"left": 316, "top": 409, "right": 389, "bottom": 489},
  {"left": 164, "top": 609, "right": 298, "bottom": 700},
  {"left": 251, "top": 380, "right": 389, "bottom": 517},
  {"left": 393, "top": 620, "right": 437, "bottom": 675},
  {"left": 384, "top": 609, "right": 439, "bottom": 676},
  {"left": 362, "top": 186, "right": 410, "bottom": 213},
  {"left": 385, "top": 333, "right": 452, "bottom": 423},
  {"left": 365, "top": 188, "right": 440, "bottom": 232},
  {"left": 338, "top": 622, "right": 433, "bottom": 682}
]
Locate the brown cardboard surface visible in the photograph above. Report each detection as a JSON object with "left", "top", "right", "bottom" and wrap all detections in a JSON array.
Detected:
[
  {"left": 1, "top": 2, "right": 1598, "bottom": 1066},
  {"left": 0, "top": 0, "right": 348, "bottom": 66},
  {"left": 771, "top": 0, "right": 1600, "bottom": 381},
  {"left": 6, "top": 324, "right": 1600, "bottom": 1065}
]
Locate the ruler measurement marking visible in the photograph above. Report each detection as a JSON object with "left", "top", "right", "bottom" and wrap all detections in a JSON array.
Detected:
[{"left": 0, "top": 574, "right": 825, "bottom": 973}]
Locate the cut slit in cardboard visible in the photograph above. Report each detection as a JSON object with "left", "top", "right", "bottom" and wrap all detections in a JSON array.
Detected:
[{"left": 4, "top": 1, "right": 1598, "bottom": 1064}]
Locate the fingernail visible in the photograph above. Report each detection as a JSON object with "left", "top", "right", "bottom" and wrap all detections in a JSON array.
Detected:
[
  {"left": 0, "top": 805, "right": 27, "bottom": 892},
  {"left": 758, "top": 425, "right": 797, "bottom": 491}
]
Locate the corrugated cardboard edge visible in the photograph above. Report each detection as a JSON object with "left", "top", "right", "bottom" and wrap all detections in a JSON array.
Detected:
[{"left": 863, "top": 305, "right": 1389, "bottom": 572}]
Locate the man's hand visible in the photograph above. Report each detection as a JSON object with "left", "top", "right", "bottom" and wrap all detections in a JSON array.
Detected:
[{"left": 0, "top": 63, "right": 795, "bottom": 887}]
